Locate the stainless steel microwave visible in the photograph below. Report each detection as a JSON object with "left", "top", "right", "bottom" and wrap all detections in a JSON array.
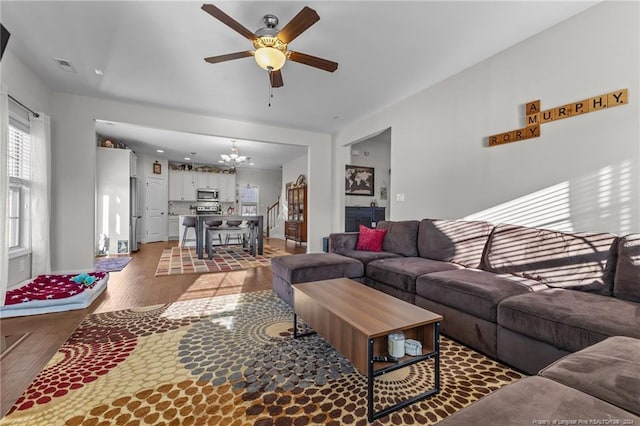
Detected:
[{"left": 197, "top": 188, "right": 219, "bottom": 201}]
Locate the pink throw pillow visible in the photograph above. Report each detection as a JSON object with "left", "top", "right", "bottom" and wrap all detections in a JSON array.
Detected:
[{"left": 356, "top": 225, "right": 387, "bottom": 252}]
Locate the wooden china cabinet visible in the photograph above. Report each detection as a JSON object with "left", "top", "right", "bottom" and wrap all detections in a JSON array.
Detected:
[{"left": 285, "top": 183, "right": 307, "bottom": 246}]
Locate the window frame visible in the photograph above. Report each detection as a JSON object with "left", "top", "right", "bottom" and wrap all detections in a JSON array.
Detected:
[{"left": 6, "top": 111, "right": 32, "bottom": 259}]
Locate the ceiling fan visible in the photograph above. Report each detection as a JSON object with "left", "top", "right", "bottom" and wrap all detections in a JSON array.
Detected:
[{"left": 201, "top": 4, "right": 338, "bottom": 88}]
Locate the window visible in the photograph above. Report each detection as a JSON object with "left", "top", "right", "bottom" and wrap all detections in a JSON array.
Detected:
[
  {"left": 6, "top": 101, "right": 31, "bottom": 254},
  {"left": 239, "top": 185, "right": 259, "bottom": 216}
]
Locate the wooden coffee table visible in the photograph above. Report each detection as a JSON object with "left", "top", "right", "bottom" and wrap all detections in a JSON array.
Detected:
[{"left": 293, "top": 278, "right": 443, "bottom": 422}]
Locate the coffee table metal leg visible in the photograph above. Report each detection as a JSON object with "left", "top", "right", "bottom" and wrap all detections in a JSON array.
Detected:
[
  {"left": 367, "top": 338, "right": 375, "bottom": 422},
  {"left": 435, "top": 322, "right": 440, "bottom": 392},
  {"left": 368, "top": 322, "right": 441, "bottom": 422},
  {"left": 292, "top": 313, "right": 316, "bottom": 339}
]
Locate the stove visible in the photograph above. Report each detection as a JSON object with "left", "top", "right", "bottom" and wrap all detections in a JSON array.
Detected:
[{"left": 196, "top": 203, "right": 221, "bottom": 215}]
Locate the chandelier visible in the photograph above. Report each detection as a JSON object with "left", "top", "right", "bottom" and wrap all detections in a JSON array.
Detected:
[{"left": 219, "top": 141, "right": 248, "bottom": 170}]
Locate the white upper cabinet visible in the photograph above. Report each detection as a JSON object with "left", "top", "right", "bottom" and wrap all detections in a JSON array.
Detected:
[
  {"left": 182, "top": 171, "right": 196, "bottom": 200},
  {"left": 169, "top": 169, "right": 235, "bottom": 201},
  {"left": 169, "top": 170, "right": 196, "bottom": 201},
  {"left": 219, "top": 173, "right": 236, "bottom": 202},
  {"left": 196, "top": 172, "right": 220, "bottom": 190}
]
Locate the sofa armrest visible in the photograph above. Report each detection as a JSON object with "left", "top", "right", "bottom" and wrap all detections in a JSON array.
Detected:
[{"left": 328, "top": 232, "right": 359, "bottom": 253}]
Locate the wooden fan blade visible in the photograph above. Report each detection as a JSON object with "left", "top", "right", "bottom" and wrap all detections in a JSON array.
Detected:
[
  {"left": 204, "top": 51, "right": 253, "bottom": 64},
  {"left": 201, "top": 4, "right": 256, "bottom": 41},
  {"left": 289, "top": 51, "right": 338, "bottom": 72},
  {"left": 270, "top": 70, "right": 284, "bottom": 88},
  {"left": 278, "top": 6, "right": 320, "bottom": 44}
]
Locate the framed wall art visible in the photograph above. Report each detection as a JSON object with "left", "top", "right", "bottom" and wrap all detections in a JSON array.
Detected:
[
  {"left": 345, "top": 165, "right": 374, "bottom": 196},
  {"left": 153, "top": 161, "right": 162, "bottom": 174}
]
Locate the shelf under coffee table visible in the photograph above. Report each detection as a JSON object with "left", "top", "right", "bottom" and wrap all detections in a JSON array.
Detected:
[{"left": 292, "top": 277, "right": 443, "bottom": 422}]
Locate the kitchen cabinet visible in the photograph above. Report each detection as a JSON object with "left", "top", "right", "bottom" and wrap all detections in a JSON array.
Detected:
[
  {"left": 169, "top": 170, "right": 235, "bottom": 202},
  {"left": 345, "top": 207, "right": 386, "bottom": 232},
  {"left": 168, "top": 171, "right": 182, "bottom": 200},
  {"left": 219, "top": 173, "right": 236, "bottom": 202},
  {"left": 182, "top": 172, "right": 196, "bottom": 200},
  {"left": 196, "top": 172, "right": 219, "bottom": 190},
  {"left": 168, "top": 216, "right": 179, "bottom": 239},
  {"left": 168, "top": 170, "right": 196, "bottom": 201},
  {"left": 285, "top": 184, "right": 307, "bottom": 245}
]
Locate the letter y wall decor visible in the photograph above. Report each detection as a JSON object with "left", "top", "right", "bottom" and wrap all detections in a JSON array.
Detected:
[{"left": 487, "top": 88, "right": 628, "bottom": 147}]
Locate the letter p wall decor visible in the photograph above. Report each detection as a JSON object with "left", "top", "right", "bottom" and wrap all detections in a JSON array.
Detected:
[{"left": 487, "top": 89, "right": 628, "bottom": 147}]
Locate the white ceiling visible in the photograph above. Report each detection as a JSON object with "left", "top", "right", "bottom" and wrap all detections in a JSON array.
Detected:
[{"left": 2, "top": 1, "right": 598, "bottom": 168}]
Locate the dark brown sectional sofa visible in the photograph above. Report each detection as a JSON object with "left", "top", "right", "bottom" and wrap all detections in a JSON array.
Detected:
[
  {"left": 437, "top": 335, "right": 640, "bottom": 425},
  {"left": 329, "top": 219, "right": 640, "bottom": 375}
]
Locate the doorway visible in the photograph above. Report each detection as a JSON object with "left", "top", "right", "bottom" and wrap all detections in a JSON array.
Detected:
[{"left": 346, "top": 128, "right": 391, "bottom": 224}]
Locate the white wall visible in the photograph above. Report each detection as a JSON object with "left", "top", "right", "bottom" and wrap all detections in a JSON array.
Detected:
[
  {"left": 1, "top": 50, "right": 51, "bottom": 113},
  {"left": 48, "top": 93, "right": 331, "bottom": 271},
  {"left": 333, "top": 1, "right": 640, "bottom": 235},
  {"left": 282, "top": 154, "right": 309, "bottom": 199}
]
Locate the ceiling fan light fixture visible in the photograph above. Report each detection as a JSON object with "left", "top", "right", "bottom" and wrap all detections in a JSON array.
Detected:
[{"left": 254, "top": 46, "right": 286, "bottom": 71}]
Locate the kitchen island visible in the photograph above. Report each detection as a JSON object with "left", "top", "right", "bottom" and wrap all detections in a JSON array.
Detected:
[{"left": 195, "top": 215, "right": 264, "bottom": 259}]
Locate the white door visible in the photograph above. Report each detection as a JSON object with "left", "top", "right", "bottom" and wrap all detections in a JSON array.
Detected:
[{"left": 145, "top": 176, "right": 166, "bottom": 242}]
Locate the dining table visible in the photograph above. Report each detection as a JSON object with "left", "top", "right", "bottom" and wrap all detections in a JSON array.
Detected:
[{"left": 195, "top": 215, "right": 264, "bottom": 259}]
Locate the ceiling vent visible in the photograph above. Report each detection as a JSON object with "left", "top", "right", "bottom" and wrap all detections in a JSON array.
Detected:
[{"left": 53, "top": 57, "right": 76, "bottom": 72}]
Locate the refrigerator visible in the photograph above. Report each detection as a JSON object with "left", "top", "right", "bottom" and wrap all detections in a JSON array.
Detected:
[{"left": 130, "top": 177, "right": 142, "bottom": 252}]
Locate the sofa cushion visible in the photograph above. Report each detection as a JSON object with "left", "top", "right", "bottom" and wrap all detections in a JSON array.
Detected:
[
  {"left": 435, "top": 376, "right": 640, "bottom": 426},
  {"left": 328, "top": 232, "right": 358, "bottom": 253},
  {"left": 483, "top": 224, "right": 618, "bottom": 294},
  {"left": 333, "top": 249, "right": 401, "bottom": 268},
  {"left": 355, "top": 225, "right": 387, "bottom": 252},
  {"left": 614, "top": 234, "right": 640, "bottom": 302},
  {"left": 367, "top": 257, "right": 460, "bottom": 294},
  {"left": 539, "top": 336, "right": 640, "bottom": 416},
  {"left": 377, "top": 220, "right": 420, "bottom": 257},
  {"left": 498, "top": 288, "right": 640, "bottom": 353},
  {"left": 271, "top": 253, "right": 364, "bottom": 284},
  {"left": 417, "top": 219, "right": 493, "bottom": 268},
  {"left": 416, "top": 269, "right": 548, "bottom": 322}
]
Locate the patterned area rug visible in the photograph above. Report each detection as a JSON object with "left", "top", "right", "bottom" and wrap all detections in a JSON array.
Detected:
[
  {"left": 94, "top": 256, "right": 132, "bottom": 272},
  {"left": 155, "top": 245, "right": 289, "bottom": 276},
  {"left": 0, "top": 290, "right": 524, "bottom": 425}
]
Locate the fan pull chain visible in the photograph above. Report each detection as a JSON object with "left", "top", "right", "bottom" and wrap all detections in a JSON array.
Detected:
[{"left": 267, "top": 69, "right": 274, "bottom": 107}]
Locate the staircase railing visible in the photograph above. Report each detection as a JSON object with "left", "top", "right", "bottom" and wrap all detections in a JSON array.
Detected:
[{"left": 266, "top": 197, "right": 280, "bottom": 238}]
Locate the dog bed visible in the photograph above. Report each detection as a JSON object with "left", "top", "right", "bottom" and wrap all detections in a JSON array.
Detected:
[{"left": 0, "top": 273, "right": 109, "bottom": 319}]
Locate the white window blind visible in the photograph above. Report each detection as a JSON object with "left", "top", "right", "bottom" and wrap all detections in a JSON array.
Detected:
[{"left": 7, "top": 125, "right": 31, "bottom": 181}]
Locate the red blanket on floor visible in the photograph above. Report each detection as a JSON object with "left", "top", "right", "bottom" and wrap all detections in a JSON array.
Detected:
[{"left": 4, "top": 273, "right": 107, "bottom": 305}]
